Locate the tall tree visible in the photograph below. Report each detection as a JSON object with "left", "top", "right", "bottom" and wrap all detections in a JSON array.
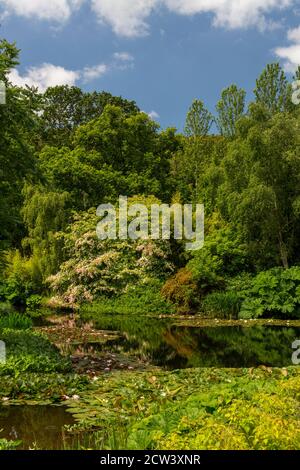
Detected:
[
  {"left": 39, "top": 86, "right": 140, "bottom": 148},
  {"left": 0, "top": 40, "right": 38, "bottom": 261},
  {"left": 215, "top": 113, "right": 300, "bottom": 268},
  {"left": 254, "top": 63, "right": 291, "bottom": 115},
  {"left": 216, "top": 84, "right": 246, "bottom": 137},
  {"left": 184, "top": 99, "right": 214, "bottom": 137}
]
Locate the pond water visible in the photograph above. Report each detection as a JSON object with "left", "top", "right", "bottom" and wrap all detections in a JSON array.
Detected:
[
  {"left": 0, "top": 405, "right": 74, "bottom": 450},
  {"left": 1, "top": 317, "right": 299, "bottom": 450},
  {"left": 86, "top": 315, "right": 300, "bottom": 369}
]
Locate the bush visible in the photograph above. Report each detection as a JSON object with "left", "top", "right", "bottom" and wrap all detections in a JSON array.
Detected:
[
  {"left": 0, "top": 439, "right": 21, "bottom": 450},
  {"left": 0, "top": 330, "right": 71, "bottom": 375},
  {"left": 0, "top": 313, "right": 33, "bottom": 330},
  {"left": 48, "top": 207, "right": 175, "bottom": 308},
  {"left": 239, "top": 266, "right": 300, "bottom": 319},
  {"left": 81, "top": 282, "right": 175, "bottom": 316},
  {"left": 201, "top": 291, "right": 242, "bottom": 319},
  {"left": 0, "top": 251, "right": 43, "bottom": 308},
  {"left": 0, "top": 302, "right": 14, "bottom": 316},
  {"left": 188, "top": 226, "right": 250, "bottom": 296},
  {"left": 161, "top": 268, "right": 198, "bottom": 314}
]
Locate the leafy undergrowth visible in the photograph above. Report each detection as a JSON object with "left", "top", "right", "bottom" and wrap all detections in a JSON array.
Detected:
[
  {"left": 0, "top": 373, "right": 89, "bottom": 403},
  {"left": 0, "top": 329, "right": 72, "bottom": 376},
  {"left": 66, "top": 367, "right": 300, "bottom": 450},
  {"left": 0, "top": 438, "right": 21, "bottom": 450},
  {"left": 0, "top": 313, "right": 33, "bottom": 330}
]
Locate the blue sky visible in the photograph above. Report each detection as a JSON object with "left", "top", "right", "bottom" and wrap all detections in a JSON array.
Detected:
[{"left": 1, "top": 0, "right": 300, "bottom": 130}]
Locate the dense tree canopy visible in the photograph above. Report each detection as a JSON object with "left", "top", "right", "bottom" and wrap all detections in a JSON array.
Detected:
[{"left": 1, "top": 39, "right": 300, "bottom": 318}]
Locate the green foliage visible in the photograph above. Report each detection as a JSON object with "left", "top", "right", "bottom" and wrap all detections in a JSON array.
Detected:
[
  {"left": 81, "top": 283, "right": 175, "bottom": 316},
  {"left": 216, "top": 84, "right": 246, "bottom": 137},
  {"left": 0, "top": 438, "right": 21, "bottom": 450},
  {"left": 216, "top": 112, "right": 300, "bottom": 268},
  {"left": 21, "top": 185, "right": 70, "bottom": 276},
  {"left": 254, "top": 63, "right": 292, "bottom": 115},
  {"left": 0, "top": 40, "right": 39, "bottom": 257},
  {"left": 48, "top": 204, "right": 175, "bottom": 308},
  {"left": 0, "top": 373, "right": 88, "bottom": 402},
  {"left": 39, "top": 85, "right": 139, "bottom": 147},
  {"left": 0, "top": 251, "right": 43, "bottom": 307},
  {"left": 171, "top": 136, "right": 226, "bottom": 203},
  {"left": 188, "top": 221, "right": 250, "bottom": 295},
  {"left": 184, "top": 99, "right": 214, "bottom": 137},
  {"left": 0, "top": 302, "right": 14, "bottom": 316},
  {"left": 0, "top": 313, "right": 32, "bottom": 330},
  {"left": 38, "top": 105, "right": 178, "bottom": 207},
  {"left": 201, "top": 291, "right": 242, "bottom": 319},
  {"left": 239, "top": 266, "right": 300, "bottom": 319},
  {"left": 66, "top": 367, "right": 300, "bottom": 450},
  {"left": 0, "top": 330, "right": 71, "bottom": 376}
]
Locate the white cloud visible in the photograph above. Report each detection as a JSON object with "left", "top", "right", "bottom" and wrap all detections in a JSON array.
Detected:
[
  {"left": 0, "top": 0, "right": 84, "bottom": 22},
  {"left": 275, "top": 26, "right": 300, "bottom": 72},
  {"left": 9, "top": 63, "right": 80, "bottom": 91},
  {"left": 288, "top": 25, "right": 300, "bottom": 42},
  {"left": 113, "top": 52, "right": 134, "bottom": 62},
  {"left": 165, "top": 0, "right": 293, "bottom": 30},
  {"left": 90, "top": 0, "right": 294, "bottom": 37},
  {"left": 147, "top": 110, "right": 160, "bottom": 120},
  {"left": 8, "top": 53, "right": 134, "bottom": 91},
  {"left": 82, "top": 63, "right": 108, "bottom": 82},
  {"left": 0, "top": 0, "right": 295, "bottom": 36},
  {"left": 113, "top": 51, "right": 135, "bottom": 70},
  {"left": 91, "top": 0, "right": 158, "bottom": 37}
]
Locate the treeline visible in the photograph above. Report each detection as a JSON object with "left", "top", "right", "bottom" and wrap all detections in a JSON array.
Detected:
[{"left": 1, "top": 39, "right": 300, "bottom": 319}]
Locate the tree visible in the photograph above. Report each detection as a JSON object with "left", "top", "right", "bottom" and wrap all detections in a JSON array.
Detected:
[
  {"left": 216, "top": 113, "right": 300, "bottom": 269},
  {"left": 184, "top": 99, "right": 214, "bottom": 137},
  {"left": 39, "top": 86, "right": 140, "bottom": 147},
  {"left": 21, "top": 185, "right": 70, "bottom": 276},
  {"left": 216, "top": 84, "right": 246, "bottom": 137},
  {"left": 171, "top": 136, "right": 226, "bottom": 203},
  {"left": 254, "top": 63, "right": 291, "bottom": 115},
  {"left": 0, "top": 40, "right": 38, "bottom": 260}
]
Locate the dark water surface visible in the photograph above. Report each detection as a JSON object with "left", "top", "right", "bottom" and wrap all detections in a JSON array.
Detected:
[
  {"left": 0, "top": 405, "right": 74, "bottom": 450},
  {"left": 87, "top": 314, "right": 300, "bottom": 369}
]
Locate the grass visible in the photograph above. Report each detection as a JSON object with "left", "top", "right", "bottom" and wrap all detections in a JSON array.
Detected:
[{"left": 0, "top": 313, "right": 33, "bottom": 330}]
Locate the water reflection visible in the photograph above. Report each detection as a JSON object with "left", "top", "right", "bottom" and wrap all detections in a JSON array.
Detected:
[
  {"left": 88, "top": 314, "right": 300, "bottom": 368},
  {"left": 0, "top": 406, "right": 74, "bottom": 450}
]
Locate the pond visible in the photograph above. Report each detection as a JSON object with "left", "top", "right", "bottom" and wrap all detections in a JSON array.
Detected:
[
  {"left": 1, "top": 316, "right": 299, "bottom": 450},
  {"left": 0, "top": 405, "right": 74, "bottom": 450},
  {"left": 83, "top": 314, "right": 300, "bottom": 369}
]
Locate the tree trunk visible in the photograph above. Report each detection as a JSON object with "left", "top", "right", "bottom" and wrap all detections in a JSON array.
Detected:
[{"left": 278, "top": 231, "right": 289, "bottom": 269}]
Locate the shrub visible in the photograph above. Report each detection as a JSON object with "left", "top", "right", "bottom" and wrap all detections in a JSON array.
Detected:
[
  {"left": 188, "top": 226, "right": 250, "bottom": 290},
  {"left": 161, "top": 268, "right": 198, "bottom": 314},
  {"left": 48, "top": 208, "right": 175, "bottom": 308},
  {"left": 201, "top": 291, "right": 242, "bottom": 319},
  {"left": 81, "top": 282, "right": 175, "bottom": 316},
  {"left": 1, "top": 251, "right": 43, "bottom": 308},
  {"left": 239, "top": 266, "right": 300, "bottom": 319},
  {"left": 0, "top": 302, "right": 14, "bottom": 316},
  {"left": 0, "top": 439, "right": 21, "bottom": 450},
  {"left": 0, "top": 330, "right": 71, "bottom": 375}
]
